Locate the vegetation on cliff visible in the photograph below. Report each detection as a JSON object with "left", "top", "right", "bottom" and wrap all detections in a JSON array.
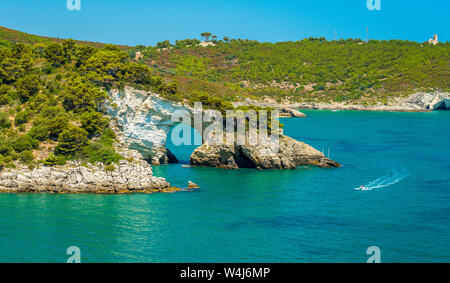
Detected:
[{"left": 0, "top": 36, "right": 180, "bottom": 169}]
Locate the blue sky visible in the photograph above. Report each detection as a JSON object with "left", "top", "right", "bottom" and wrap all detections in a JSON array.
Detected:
[{"left": 0, "top": 0, "right": 448, "bottom": 46}]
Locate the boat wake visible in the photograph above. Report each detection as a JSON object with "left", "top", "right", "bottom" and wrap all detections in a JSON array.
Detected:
[{"left": 355, "top": 170, "right": 409, "bottom": 191}]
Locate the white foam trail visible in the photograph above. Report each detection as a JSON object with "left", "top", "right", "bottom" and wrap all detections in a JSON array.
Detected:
[{"left": 355, "top": 170, "right": 408, "bottom": 191}]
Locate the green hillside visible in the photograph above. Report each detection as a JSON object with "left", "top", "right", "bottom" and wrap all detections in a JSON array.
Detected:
[
  {"left": 0, "top": 26, "right": 129, "bottom": 49},
  {"left": 129, "top": 37, "right": 450, "bottom": 105}
]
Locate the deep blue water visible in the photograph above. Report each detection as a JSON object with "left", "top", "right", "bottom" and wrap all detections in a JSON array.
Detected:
[{"left": 0, "top": 110, "right": 449, "bottom": 263}]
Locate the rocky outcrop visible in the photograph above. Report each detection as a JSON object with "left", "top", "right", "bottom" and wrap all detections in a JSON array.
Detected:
[
  {"left": 190, "top": 135, "right": 340, "bottom": 169},
  {"left": 187, "top": 181, "right": 200, "bottom": 189},
  {"left": 279, "top": 107, "right": 307, "bottom": 118},
  {"left": 233, "top": 99, "right": 307, "bottom": 118},
  {"left": 401, "top": 91, "right": 450, "bottom": 110}
]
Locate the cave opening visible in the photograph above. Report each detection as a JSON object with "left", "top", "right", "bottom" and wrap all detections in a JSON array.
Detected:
[
  {"left": 233, "top": 147, "right": 258, "bottom": 168},
  {"left": 166, "top": 124, "right": 202, "bottom": 164},
  {"left": 433, "top": 99, "right": 450, "bottom": 110}
]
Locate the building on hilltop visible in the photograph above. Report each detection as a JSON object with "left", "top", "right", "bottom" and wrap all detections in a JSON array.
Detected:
[
  {"left": 135, "top": 51, "right": 144, "bottom": 61},
  {"left": 428, "top": 34, "right": 438, "bottom": 45}
]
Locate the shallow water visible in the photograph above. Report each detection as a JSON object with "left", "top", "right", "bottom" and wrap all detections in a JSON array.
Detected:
[{"left": 0, "top": 110, "right": 449, "bottom": 262}]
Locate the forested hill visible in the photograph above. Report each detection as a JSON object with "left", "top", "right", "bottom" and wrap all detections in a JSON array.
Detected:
[
  {"left": 0, "top": 26, "right": 129, "bottom": 49},
  {"left": 132, "top": 37, "right": 449, "bottom": 105}
]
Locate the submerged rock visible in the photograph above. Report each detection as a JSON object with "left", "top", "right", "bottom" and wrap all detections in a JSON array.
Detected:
[
  {"left": 190, "top": 135, "right": 340, "bottom": 169},
  {"left": 279, "top": 107, "right": 307, "bottom": 118},
  {"left": 187, "top": 181, "right": 200, "bottom": 189}
]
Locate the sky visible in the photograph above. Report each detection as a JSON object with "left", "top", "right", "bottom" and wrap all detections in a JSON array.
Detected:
[{"left": 0, "top": 0, "right": 449, "bottom": 46}]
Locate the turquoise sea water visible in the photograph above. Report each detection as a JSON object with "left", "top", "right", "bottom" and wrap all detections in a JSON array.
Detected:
[{"left": 0, "top": 110, "right": 449, "bottom": 263}]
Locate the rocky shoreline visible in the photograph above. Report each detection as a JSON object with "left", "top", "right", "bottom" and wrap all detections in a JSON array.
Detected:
[
  {"left": 0, "top": 121, "right": 179, "bottom": 194},
  {"left": 236, "top": 91, "right": 450, "bottom": 113},
  {"left": 0, "top": 160, "right": 175, "bottom": 194}
]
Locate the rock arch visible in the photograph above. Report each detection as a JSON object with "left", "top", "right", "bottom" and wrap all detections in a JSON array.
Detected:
[{"left": 105, "top": 87, "right": 212, "bottom": 165}]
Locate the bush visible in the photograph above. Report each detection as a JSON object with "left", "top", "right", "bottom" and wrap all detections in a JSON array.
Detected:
[
  {"left": 43, "top": 154, "right": 67, "bottom": 166},
  {"left": 34, "top": 106, "right": 69, "bottom": 138},
  {"left": 104, "top": 164, "right": 115, "bottom": 172},
  {"left": 18, "top": 150, "right": 34, "bottom": 163},
  {"left": 12, "top": 135, "right": 39, "bottom": 152},
  {"left": 80, "top": 111, "right": 109, "bottom": 136},
  {"left": 0, "top": 136, "right": 12, "bottom": 156},
  {"left": 14, "top": 111, "right": 31, "bottom": 126},
  {"left": 0, "top": 112, "right": 12, "bottom": 129},
  {"left": 28, "top": 124, "right": 49, "bottom": 141},
  {"left": 15, "top": 75, "right": 40, "bottom": 102},
  {"left": 55, "top": 126, "right": 89, "bottom": 156},
  {"left": 44, "top": 42, "right": 65, "bottom": 66},
  {"left": 0, "top": 93, "right": 10, "bottom": 106}
]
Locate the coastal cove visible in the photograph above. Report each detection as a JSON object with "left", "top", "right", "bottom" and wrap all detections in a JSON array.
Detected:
[{"left": 0, "top": 110, "right": 448, "bottom": 262}]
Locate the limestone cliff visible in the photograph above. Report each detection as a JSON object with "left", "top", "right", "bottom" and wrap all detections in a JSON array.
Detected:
[{"left": 105, "top": 87, "right": 190, "bottom": 165}]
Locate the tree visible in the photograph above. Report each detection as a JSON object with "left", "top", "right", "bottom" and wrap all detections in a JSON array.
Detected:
[
  {"left": 62, "top": 39, "right": 76, "bottom": 61},
  {"left": 223, "top": 37, "right": 230, "bottom": 42},
  {"left": 75, "top": 45, "right": 96, "bottom": 68},
  {"left": 15, "top": 74, "right": 40, "bottom": 101},
  {"left": 55, "top": 126, "right": 89, "bottom": 156},
  {"left": 62, "top": 77, "right": 107, "bottom": 112},
  {"left": 44, "top": 42, "right": 65, "bottom": 66},
  {"left": 156, "top": 41, "right": 171, "bottom": 49},
  {"left": 200, "top": 32, "right": 212, "bottom": 42},
  {"left": 80, "top": 111, "right": 109, "bottom": 137}
]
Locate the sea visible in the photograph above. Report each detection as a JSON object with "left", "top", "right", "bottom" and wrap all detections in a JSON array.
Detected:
[{"left": 0, "top": 110, "right": 448, "bottom": 262}]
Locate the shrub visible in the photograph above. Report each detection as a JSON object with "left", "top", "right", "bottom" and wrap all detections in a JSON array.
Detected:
[
  {"left": 43, "top": 154, "right": 67, "bottom": 166},
  {"left": 18, "top": 150, "right": 34, "bottom": 163},
  {"left": 0, "top": 136, "right": 12, "bottom": 156},
  {"left": 85, "top": 143, "right": 122, "bottom": 165},
  {"left": 80, "top": 111, "right": 109, "bottom": 136},
  {"left": 28, "top": 124, "right": 50, "bottom": 141},
  {"left": 0, "top": 93, "right": 10, "bottom": 106},
  {"left": 12, "top": 135, "right": 39, "bottom": 152},
  {"left": 105, "top": 164, "right": 115, "bottom": 172},
  {"left": 0, "top": 112, "right": 12, "bottom": 129},
  {"left": 55, "top": 126, "right": 89, "bottom": 156},
  {"left": 14, "top": 111, "right": 31, "bottom": 126},
  {"left": 15, "top": 75, "right": 40, "bottom": 102},
  {"left": 44, "top": 42, "right": 65, "bottom": 66}
]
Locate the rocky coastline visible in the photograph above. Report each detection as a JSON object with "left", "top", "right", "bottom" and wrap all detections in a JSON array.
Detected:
[
  {"left": 236, "top": 91, "right": 450, "bottom": 112},
  {"left": 0, "top": 134, "right": 178, "bottom": 194}
]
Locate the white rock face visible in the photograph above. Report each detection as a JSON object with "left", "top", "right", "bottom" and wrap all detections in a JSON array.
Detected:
[
  {"left": 106, "top": 87, "right": 190, "bottom": 164},
  {"left": 403, "top": 92, "right": 450, "bottom": 110}
]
